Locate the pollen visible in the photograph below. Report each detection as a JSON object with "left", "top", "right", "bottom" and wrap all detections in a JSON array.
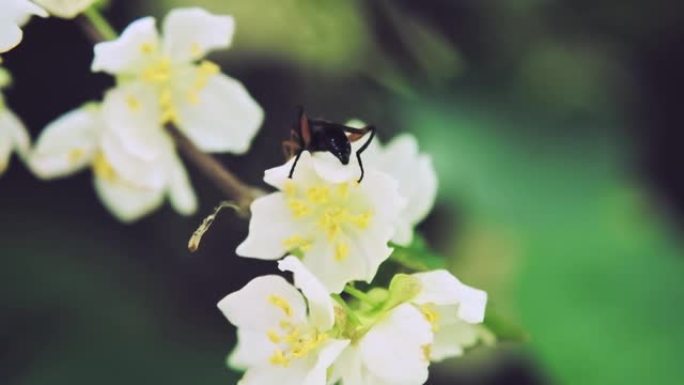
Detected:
[
  {"left": 67, "top": 148, "right": 85, "bottom": 165},
  {"left": 190, "top": 42, "right": 203, "bottom": 58},
  {"left": 267, "top": 329, "right": 281, "bottom": 344},
  {"left": 283, "top": 180, "right": 375, "bottom": 259},
  {"left": 283, "top": 235, "right": 313, "bottom": 252},
  {"left": 141, "top": 58, "right": 172, "bottom": 83},
  {"left": 267, "top": 323, "right": 328, "bottom": 367},
  {"left": 268, "top": 295, "right": 293, "bottom": 317},
  {"left": 334, "top": 242, "right": 349, "bottom": 261},
  {"left": 422, "top": 344, "right": 432, "bottom": 361},
  {"left": 92, "top": 153, "right": 117, "bottom": 182},
  {"left": 420, "top": 304, "right": 441, "bottom": 332},
  {"left": 126, "top": 95, "right": 141, "bottom": 111},
  {"left": 139, "top": 42, "right": 156, "bottom": 54}
]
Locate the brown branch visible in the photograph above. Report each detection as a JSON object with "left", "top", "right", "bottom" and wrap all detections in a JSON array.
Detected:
[{"left": 166, "top": 125, "right": 264, "bottom": 213}]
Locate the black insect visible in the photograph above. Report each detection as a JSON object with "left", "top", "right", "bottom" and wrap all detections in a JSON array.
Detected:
[{"left": 282, "top": 108, "right": 376, "bottom": 183}]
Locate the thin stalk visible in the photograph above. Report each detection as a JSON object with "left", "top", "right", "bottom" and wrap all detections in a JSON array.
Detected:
[
  {"left": 343, "top": 285, "right": 376, "bottom": 305},
  {"left": 82, "top": 7, "right": 117, "bottom": 41}
]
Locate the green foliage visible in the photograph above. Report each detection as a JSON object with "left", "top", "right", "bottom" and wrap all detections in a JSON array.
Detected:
[
  {"left": 389, "top": 236, "right": 446, "bottom": 271},
  {"left": 141, "top": 0, "right": 368, "bottom": 71},
  {"left": 403, "top": 100, "right": 684, "bottom": 384}
]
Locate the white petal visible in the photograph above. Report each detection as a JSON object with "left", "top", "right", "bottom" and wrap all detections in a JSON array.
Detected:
[
  {"left": 330, "top": 346, "right": 365, "bottom": 385},
  {"left": 33, "top": 0, "right": 95, "bottom": 19},
  {"left": 311, "top": 151, "right": 359, "bottom": 184},
  {"left": 411, "top": 270, "right": 487, "bottom": 323},
  {"left": 8, "top": 0, "right": 48, "bottom": 23},
  {"left": 0, "top": 116, "right": 13, "bottom": 174},
  {"left": 93, "top": 173, "right": 165, "bottom": 223},
  {"left": 100, "top": 83, "right": 170, "bottom": 189},
  {"left": 360, "top": 304, "right": 433, "bottom": 385},
  {"left": 217, "top": 275, "right": 307, "bottom": 331},
  {"left": 264, "top": 151, "right": 319, "bottom": 190},
  {"left": 236, "top": 193, "right": 292, "bottom": 260},
  {"left": 300, "top": 339, "right": 349, "bottom": 385},
  {"left": 278, "top": 256, "right": 335, "bottom": 329},
  {"left": 175, "top": 73, "right": 263, "bottom": 153},
  {"left": 300, "top": 226, "right": 394, "bottom": 294},
  {"left": 378, "top": 135, "right": 438, "bottom": 246},
  {"left": 0, "top": 107, "right": 30, "bottom": 175},
  {"left": 162, "top": 7, "right": 234, "bottom": 62},
  {"left": 0, "top": 22, "right": 23, "bottom": 53},
  {"left": 430, "top": 320, "right": 479, "bottom": 362},
  {"left": 238, "top": 339, "right": 348, "bottom": 385},
  {"left": 166, "top": 152, "right": 197, "bottom": 215},
  {"left": 91, "top": 17, "right": 160, "bottom": 74},
  {"left": 228, "top": 328, "right": 275, "bottom": 370},
  {"left": 28, "top": 105, "right": 99, "bottom": 179}
]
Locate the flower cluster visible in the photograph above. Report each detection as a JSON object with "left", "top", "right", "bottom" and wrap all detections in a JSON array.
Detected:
[
  {"left": 26, "top": 8, "right": 264, "bottom": 221},
  {"left": 220, "top": 131, "right": 488, "bottom": 384}
]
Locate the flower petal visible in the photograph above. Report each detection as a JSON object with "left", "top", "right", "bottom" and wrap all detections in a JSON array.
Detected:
[
  {"left": 228, "top": 328, "right": 275, "bottom": 370},
  {"left": 166, "top": 152, "right": 197, "bottom": 215},
  {"left": 0, "top": 22, "right": 23, "bottom": 53},
  {"left": 92, "top": 173, "right": 165, "bottom": 223},
  {"left": 238, "top": 339, "right": 348, "bottom": 385},
  {"left": 100, "top": 83, "right": 170, "bottom": 189},
  {"left": 411, "top": 270, "right": 487, "bottom": 323},
  {"left": 175, "top": 73, "right": 263, "bottom": 154},
  {"left": 430, "top": 320, "right": 479, "bottom": 362},
  {"left": 300, "top": 339, "right": 349, "bottom": 385},
  {"left": 28, "top": 105, "right": 99, "bottom": 179},
  {"left": 34, "top": 0, "right": 95, "bottom": 19},
  {"left": 264, "top": 151, "right": 319, "bottom": 190},
  {"left": 377, "top": 134, "right": 438, "bottom": 245},
  {"left": 217, "top": 275, "right": 307, "bottom": 331},
  {"left": 162, "top": 7, "right": 234, "bottom": 62},
  {"left": 92, "top": 17, "right": 160, "bottom": 74},
  {"left": 359, "top": 304, "right": 433, "bottom": 385},
  {"left": 278, "top": 256, "right": 334, "bottom": 329},
  {"left": 236, "top": 193, "right": 292, "bottom": 260}
]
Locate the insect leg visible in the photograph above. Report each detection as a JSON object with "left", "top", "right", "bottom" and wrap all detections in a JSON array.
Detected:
[
  {"left": 346, "top": 125, "right": 376, "bottom": 182},
  {"left": 288, "top": 149, "right": 304, "bottom": 179}
]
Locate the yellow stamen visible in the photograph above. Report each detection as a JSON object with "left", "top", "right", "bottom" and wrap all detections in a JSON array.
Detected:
[
  {"left": 334, "top": 242, "right": 349, "bottom": 261},
  {"left": 126, "top": 95, "right": 141, "bottom": 111},
  {"left": 139, "top": 42, "right": 155, "bottom": 54},
  {"left": 92, "top": 153, "right": 117, "bottom": 182},
  {"left": 268, "top": 295, "right": 293, "bottom": 317},
  {"left": 420, "top": 304, "right": 441, "bottom": 332},
  {"left": 68, "top": 148, "right": 85, "bottom": 165},
  {"left": 267, "top": 329, "right": 281, "bottom": 344},
  {"left": 283, "top": 235, "right": 313, "bottom": 252}
]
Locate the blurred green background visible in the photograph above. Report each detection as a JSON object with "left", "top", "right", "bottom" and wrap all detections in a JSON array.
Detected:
[{"left": 2, "top": 0, "right": 684, "bottom": 384}]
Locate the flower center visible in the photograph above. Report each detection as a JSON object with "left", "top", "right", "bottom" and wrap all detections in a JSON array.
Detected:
[
  {"left": 282, "top": 181, "right": 373, "bottom": 262},
  {"left": 265, "top": 294, "right": 327, "bottom": 367},
  {"left": 137, "top": 45, "right": 220, "bottom": 126}
]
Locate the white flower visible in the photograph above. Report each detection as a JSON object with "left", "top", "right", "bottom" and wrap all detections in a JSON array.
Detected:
[
  {"left": 237, "top": 151, "right": 405, "bottom": 293},
  {"left": 28, "top": 83, "right": 197, "bottom": 222},
  {"left": 218, "top": 256, "right": 349, "bottom": 385},
  {"left": 33, "top": 0, "right": 95, "bottom": 19},
  {"left": 348, "top": 120, "right": 438, "bottom": 246},
  {"left": 0, "top": 68, "right": 30, "bottom": 175},
  {"left": 331, "top": 303, "right": 434, "bottom": 385},
  {"left": 0, "top": 0, "right": 47, "bottom": 53},
  {"left": 409, "top": 270, "right": 487, "bottom": 361},
  {"left": 91, "top": 7, "right": 263, "bottom": 154}
]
